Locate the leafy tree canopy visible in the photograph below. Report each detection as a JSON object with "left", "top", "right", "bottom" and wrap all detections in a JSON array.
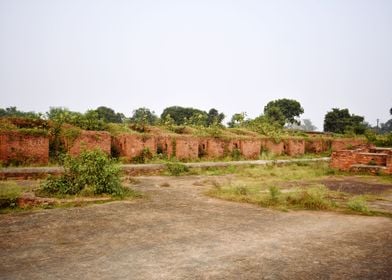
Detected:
[
  {"left": 207, "top": 108, "right": 225, "bottom": 126},
  {"left": 95, "top": 106, "right": 124, "bottom": 123},
  {"left": 0, "top": 106, "right": 41, "bottom": 119},
  {"left": 161, "top": 106, "right": 208, "bottom": 126},
  {"left": 228, "top": 112, "right": 247, "bottom": 128},
  {"left": 323, "top": 108, "right": 366, "bottom": 134},
  {"left": 130, "top": 107, "right": 158, "bottom": 125},
  {"left": 263, "top": 99, "right": 304, "bottom": 126}
]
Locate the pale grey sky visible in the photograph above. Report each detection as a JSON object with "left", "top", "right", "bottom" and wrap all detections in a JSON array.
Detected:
[{"left": 1, "top": 0, "right": 391, "bottom": 130}]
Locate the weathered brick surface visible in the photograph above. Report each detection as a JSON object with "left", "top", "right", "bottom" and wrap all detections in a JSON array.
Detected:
[
  {"left": 65, "top": 131, "right": 111, "bottom": 156},
  {"left": 112, "top": 134, "right": 157, "bottom": 161},
  {"left": 0, "top": 131, "right": 49, "bottom": 165},
  {"left": 240, "top": 139, "right": 261, "bottom": 159},
  {"left": 331, "top": 139, "right": 367, "bottom": 151},
  {"left": 355, "top": 153, "right": 387, "bottom": 166},
  {"left": 305, "top": 138, "right": 331, "bottom": 153},
  {"left": 205, "top": 138, "right": 226, "bottom": 158},
  {"left": 284, "top": 139, "right": 305, "bottom": 156},
  {"left": 156, "top": 136, "right": 174, "bottom": 158},
  {"left": 261, "top": 139, "right": 284, "bottom": 155},
  {"left": 330, "top": 147, "right": 392, "bottom": 174},
  {"left": 175, "top": 137, "right": 199, "bottom": 160},
  {"left": 330, "top": 150, "right": 357, "bottom": 171}
]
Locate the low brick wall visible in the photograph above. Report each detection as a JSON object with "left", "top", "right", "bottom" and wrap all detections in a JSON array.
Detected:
[
  {"left": 330, "top": 150, "right": 357, "bottom": 171},
  {"left": 355, "top": 153, "right": 387, "bottom": 166},
  {"left": 305, "top": 138, "right": 331, "bottom": 154},
  {"left": 175, "top": 137, "right": 199, "bottom": 160},
  {"left": 205, "top": 138, "right": 226, "bottom": 159},
  {"left": 0, "top": 131, "right": 49, "bottom": 165},
  {"left": 331, "top": 138, "right": 367, "bottom": 151},
  {"left": 112, "top": 134, "right": 157, "bottom": 161},
  {"left": 240, "top": 139, "right": 261, "bottom": 159},
  {"left": 284, "top": 139, "right": 305, "bottom": 156},
  {"left": 65, "top": 131, "right": 111, "bottom": 156},
  {"left": 261, "top": 139, "right": 284, "bottom": 155}
]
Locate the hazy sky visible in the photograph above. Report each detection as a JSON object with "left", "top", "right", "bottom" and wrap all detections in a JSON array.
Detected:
[{"left": 1, "top": 0, "right": 391, "bottom": 130}]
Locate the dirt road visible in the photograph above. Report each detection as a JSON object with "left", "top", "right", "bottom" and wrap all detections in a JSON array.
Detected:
[{"left": 1, "top": 175, "right": 391, "bottom": 279}]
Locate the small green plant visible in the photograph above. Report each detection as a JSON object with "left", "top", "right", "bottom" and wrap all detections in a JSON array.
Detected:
[
  {"left": 268, "top": 186, "right": 281, "bottom": 204},
  {"left": 286, "top": 186, "right": 332, "bottom": 210},
  {"left": 40, "top": 149, "right": 125, "bottom": 197},
  {"left": 166, "top": 162, "right": 189, "bottom": 176},
  {"left": 231, "top": 148, "right": 241, "bottom": 160},
  {"left": 347, "top": 196, "right": 369, "bottom": 213}
]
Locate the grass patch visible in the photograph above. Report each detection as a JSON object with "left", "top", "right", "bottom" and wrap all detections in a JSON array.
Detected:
[{"left": 347, "top": 196, "right": 370, "bottom": 214}]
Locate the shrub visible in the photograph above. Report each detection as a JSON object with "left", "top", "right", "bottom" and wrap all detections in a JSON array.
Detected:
[
  {"left": 41, "top": 150, "right": 124, "bottom": 196},
  {"left": 268, "top": 186, "right": 281, "bottom": 204},
  {"left": 132, "top": 148, "right": 153, "bottom": 164},
  {"left": 166, "top": 162, "right": 189, "bottom": 176}
]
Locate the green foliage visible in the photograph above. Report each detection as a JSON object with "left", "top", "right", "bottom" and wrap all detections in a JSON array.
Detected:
[
  {"left": 245, "top": 115, "right": 283, "bottom": 138},
  {"left": 231, "top": 148, "right": 242, "bottom": 160},
  {"left": 264, "top": 106, "right": 286, "bottom": 127},
  {"left": 228, "top": 112, "right": 247, "bottom": 128},
  {"left": 46, "top": 107, "right": 106, "bottom": 131},
  {"left": 161, "top": 106, "right": 208, "bottom": 126},
  {"left": 40, "top": 150, "right": 124, "bottom": 197},
  {"left": 166, "top": 162, "right": 189, "bottom": 176},
  {"left": 286, "top": 186, "right": 332, "bottom": 210},
  {"left": 0, "top": 107, "right": 41, "bottom": 119},
  {"left": 347, "top": 196, "right": 369, "bottom": 213},
  {"left": 206, "top": 108, "right": 225, "bottom": 126},
  {"left": 264, "top": 99, "right": 304, "bottom": 126},
  {"left": 130, "top": 107, "right": 158, "bottom": 126},
  {"left": 324, "top": 108, "right": 367, "bottom": 134},
  {"left": 95, "top": 106, "right": 124, "bottom": 123},
  {"left": 268, "top": 186, "right": 281, "bottom": 204},
  {"left": 132, "top": 148, "right": 153, "bottom": 163}
]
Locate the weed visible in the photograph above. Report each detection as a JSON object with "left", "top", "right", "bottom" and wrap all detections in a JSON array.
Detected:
[
  {"left": 347, "top": 196, "right": 369, "bottom": 213},
  {"left": 286, "top": 186, "right": 332, "bottom": 210},
  {"left": 268, "top": 186, "right": 281, "bottom": 204},
  {"left": 166, "top": 162, "right": 189, "bottom": 176}
]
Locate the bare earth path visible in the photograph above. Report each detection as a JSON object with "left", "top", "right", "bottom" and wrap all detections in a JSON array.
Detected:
[{"left": 1, "top": 175, "right": 392, "bottom": 280}]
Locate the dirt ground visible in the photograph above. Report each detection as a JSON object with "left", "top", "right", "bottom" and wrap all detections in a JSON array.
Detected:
[{"left": 1, "top": 175, "right": 392, "bottom": 280}]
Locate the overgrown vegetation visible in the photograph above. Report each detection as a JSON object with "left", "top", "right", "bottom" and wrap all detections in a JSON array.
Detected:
[
  {"left": 166, "top": 162, "right": 189, "bottom": 176},
  {"left": 203, "top": 162, "right": 392, "bottom": 216},
  {"left": 40, "top": 150, "right": 128, "bottom": 197}
]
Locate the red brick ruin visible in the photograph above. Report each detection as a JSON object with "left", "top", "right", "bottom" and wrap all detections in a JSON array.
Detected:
[
  {"left": 330, "top": 146, "right": 392, "bottom": 175},
  {"left": 1, "top": 128, "right": 375, "bottom": 166}
]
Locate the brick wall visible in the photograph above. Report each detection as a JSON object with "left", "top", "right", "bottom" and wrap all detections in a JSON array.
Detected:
[
  {"left": 174, "top": 137, "right": 199, "bottom": 160},
  {"left": 305, "top": 138, "right": 331, "bottom": 153},
  {"left": 330, "top": 150, "right": 357, "bottom": 171},
  {"left": 284, "top": 139, "right": 305, "bottom": 156},
  {"left": 112, "top": 134, "right": 157, "bottom": 161},
  {"left": 331, "top": 139, "right": 367, "bottom": 151},
  {"left": 240, "top": 139, "right": 261, "bottom": 159},
  {"left": 65, "top": 131, "right": 111, "bottom": 156},
  {"left": 261, "top": 139, "right": 285, "bottom": 155},
  {"left": 0, "top": 131, "right": 49, "bottom": 165}
]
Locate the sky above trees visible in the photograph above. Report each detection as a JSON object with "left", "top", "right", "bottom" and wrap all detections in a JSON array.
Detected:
[{"left": 1, "top": 0, "right": 391, "bottom": 130}]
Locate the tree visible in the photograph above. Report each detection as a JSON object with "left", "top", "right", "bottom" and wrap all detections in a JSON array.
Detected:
[
  {"left": 289, "top": 119, "right": 317, "bottom": 131},
  {"left": 130, "top": 107, "right": 158, "bottom": 126},
  {"left": 323, "top": 108, "right": 366, "bottom": 134},
  {"left": 95, "top": 106, "right": 124, "bottom": 123},
  {"left": 206, "top": 108, "right": 225, "bottom": 126},
  {"left": 263, "top": 99, "right": 304, "bottom": 126},
  {"left": 0, "top": 107, "right": 41, "bottom": 118},
  {"left": 264, "top": 106, "right": 286, "bottom": 127},
  {"left": 228, "top": 112, "right": 247, "bottom": 128},
  {"left": 161, "top": 106, "right": 208, "bottom": 126}
]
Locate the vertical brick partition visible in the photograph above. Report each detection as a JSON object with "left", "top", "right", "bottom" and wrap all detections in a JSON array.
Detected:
[
  {"left": 0, "top": 131, "right": 49, "bottom": 165},
  {"left": 65, "top": 131, "right": 111, "bottom": 156},
  {"left": 206, "top": 138, "right": 227, "bottom": 159}
]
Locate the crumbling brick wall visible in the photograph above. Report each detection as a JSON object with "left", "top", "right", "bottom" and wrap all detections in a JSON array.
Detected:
[
  {"left": 175, "top": 137, "right": 199, "bottom": 160},
  {"left": 261, "top": 139, "right": 285, "bottom": 155},
  {"left": 331, "top": 139, "right": 367, "bottom": 151},
  {"left": 240, "top": 139, "right": 261, "bottom": 159},
  {"left": 206, "top": 138, "right": 226, "bottom": 158},
  {"left": 329, "top": 150, "right": 357, "bottom": 171},
  {"left": 112, "top": 134, "right": 157, "bottom": 161},
  {"left": 0, "top": 131, "right": 49, "bottom": 165},
  {"left": 284, "top": 139, "right": 305, "bottom": 156},
  {"left": 305, "top": 138, "right": 331, "bottom": 154},
  {"left": 65, "top": 131, "right": 111, "bottom": 156}
]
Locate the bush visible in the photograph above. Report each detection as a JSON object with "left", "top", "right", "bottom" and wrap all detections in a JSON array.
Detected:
[
  {"left": 132, "top": 148, "right": 153, "bottom": 163},
  {"left": 166, "top": 162, "right": 189, "bottom": 176},
  {"left": 268, "top": 186, "right": 281, "bottom": 204},
  {"left": 286, "top": 186, "right": 332, "bottom": 210},
  {"left": 41, "top": 150, "right": 124, "bottom": 196}
]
